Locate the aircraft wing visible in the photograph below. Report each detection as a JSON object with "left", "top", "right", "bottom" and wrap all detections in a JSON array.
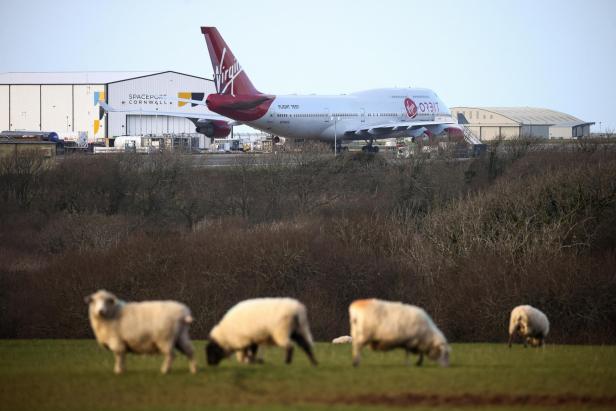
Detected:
[
  {"left": 99, "top": 102, "right": 235, "bottom": 124},
  {"left": 344, "top": 119, "right": 461, "bottom": 138}
]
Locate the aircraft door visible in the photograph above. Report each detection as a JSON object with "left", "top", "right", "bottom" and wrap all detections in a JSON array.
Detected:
[
  {"left": 324, "top": 108, "right": 330, "bottom": 123},
  {"left": 360, "top": 108, "right": 365, "bottom": 123}
]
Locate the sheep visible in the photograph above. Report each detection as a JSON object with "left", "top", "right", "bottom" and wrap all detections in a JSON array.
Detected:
[
  {"left": 85, "top": 290, "right": 197, "bottom": 374},
  {"left": 508, "top": 305, "right": 550, "bottom": 348},
  {"left": 332, "top": 335, "right": 353, "bottom": 344},
  {"left": 206, "top": 297, "right": 318, "bottom": 366},
  {"left": 349, "top": 298, "right": 450, "bottom": 367}
]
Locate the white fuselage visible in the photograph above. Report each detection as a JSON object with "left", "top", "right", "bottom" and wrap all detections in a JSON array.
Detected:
[{"left": 249, "top": 88, "right": 452, "bottom": 141}]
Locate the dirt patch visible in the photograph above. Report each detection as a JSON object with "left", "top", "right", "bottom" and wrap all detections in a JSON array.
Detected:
[{"left": 320, "top": 393, "right": 616, "bottom": 408}]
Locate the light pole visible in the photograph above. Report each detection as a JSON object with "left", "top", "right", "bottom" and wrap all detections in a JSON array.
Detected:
[{"left": 332, "top": 115, "right": 340, "bottom": 156}]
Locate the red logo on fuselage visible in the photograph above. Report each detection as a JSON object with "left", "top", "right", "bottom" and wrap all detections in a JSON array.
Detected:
[{"left": 405, "top": 98, "right": 417, "bottom": 118}]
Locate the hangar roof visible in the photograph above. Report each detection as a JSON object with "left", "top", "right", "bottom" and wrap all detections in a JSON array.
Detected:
[
  {"left": 453, "top": 107, "right": 584, "bottom": 125},
  {"left": 549, "top": 121, "right": 594, "bottom": 127},
  {"left": 0, "top": 71, "right": 210, "bottom": 85}
]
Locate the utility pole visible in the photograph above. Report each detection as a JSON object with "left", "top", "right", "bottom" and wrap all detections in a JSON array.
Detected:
[{"left": 332, "top": 115, "right": 340, "bottom": 156}]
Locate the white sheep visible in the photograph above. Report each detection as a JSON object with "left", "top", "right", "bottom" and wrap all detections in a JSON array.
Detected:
[
  {"left": 332, "top": 335, "right": 353, "bottom": 344},
  {"left": 85, "top": 290, "right": 197, "bottom": 374},
  {"left": 508, "top": 305, "right": 550, "bottom": 348},
  {"left": 206, "top": 297, "right": 318, "bottom": 366},
  {"left": 349, "top": 298, "right": 451, "bottom": 367}
]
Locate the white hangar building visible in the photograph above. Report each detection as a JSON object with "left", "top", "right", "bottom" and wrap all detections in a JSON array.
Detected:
[
  {"left": 450, "top": 107, "right": 594, "bottom": 140},
  {"left": 0, "top": 71, "right": 217, "bottom": 147}
]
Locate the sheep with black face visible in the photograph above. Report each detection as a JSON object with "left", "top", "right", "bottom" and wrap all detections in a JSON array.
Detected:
[{"left": 85, "top": 290, "right": 197, "bottom": 374}]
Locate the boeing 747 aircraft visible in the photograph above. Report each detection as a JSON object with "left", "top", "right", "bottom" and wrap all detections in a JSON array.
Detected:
[
  {"left": 103, "top": 27, "right": 464, "bottom": 152},
  {"left": 201, "top": 27, "right": 463, "bottom": 152}
]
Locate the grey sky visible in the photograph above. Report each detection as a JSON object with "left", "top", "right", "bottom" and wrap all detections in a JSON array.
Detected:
[{"left": 1, "top": 0, "right": 614, "bottom": 130}]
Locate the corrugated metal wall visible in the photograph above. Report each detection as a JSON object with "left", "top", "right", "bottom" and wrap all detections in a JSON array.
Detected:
[
  {"left": 1, "top": 83, "right": 106, "bottom": 140},
  {"left": 521, "top": 125, "right": 549, "bottom": 138},
  {"left": 1, "top": 72, "right": 214, "bottom": 142},
  {"left": 0, "top": 86, "right": 8, "bottom": 131},
  {"left": 73, "top": 84, "right": 106, "bottom": 141},
  {"left": 107, "top": 72, "right": 216, "bottom": 138},
  {"left": 480, "top": 126, "right": 500, "bottom": 140},
  {"left": 9, "top": 85, "right": 40, "bottom": 131},
  {"left": 126, "top": 115, "right": 194, "bottom": 135},
  {"left": 41, "top": 85, "right": 72, "bottom": 132}
]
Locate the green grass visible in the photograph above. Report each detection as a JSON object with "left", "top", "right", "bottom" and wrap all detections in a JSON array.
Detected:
[{"left": 1, "top": 340, "right": 615, "bottom": 411}]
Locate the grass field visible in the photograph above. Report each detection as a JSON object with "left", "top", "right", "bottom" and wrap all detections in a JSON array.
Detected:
[{"left": 1, "top": 340, "right": 615, "bottom": 411}]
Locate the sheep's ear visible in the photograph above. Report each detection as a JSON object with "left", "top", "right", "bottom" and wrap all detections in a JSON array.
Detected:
[{"left": 84, "top": 295, "right": 93, "bottom": 304}]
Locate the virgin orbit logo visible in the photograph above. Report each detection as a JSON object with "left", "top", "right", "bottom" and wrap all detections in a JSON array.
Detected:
[{"left": 405, "top": 98, "right": 418, "bottom": 118}]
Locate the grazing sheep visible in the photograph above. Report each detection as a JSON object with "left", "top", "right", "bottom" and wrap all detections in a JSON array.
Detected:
[
  {"left": 85, "top": 290, "right": 197, "bottom": 374},
  {"left": 508, "top": 305, "right": 550, "bottom": 348},
  {"left": 349, "top": 298, "right": 450, "bottom": 367},
  {"left": 206, "top": 298, "right": 318, "bottom": 366},
  {"left": 332, "top": 335, "right": 353, "bottom": 344}
]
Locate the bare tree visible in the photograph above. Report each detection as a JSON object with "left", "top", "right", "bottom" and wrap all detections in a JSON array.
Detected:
[{"left": 0, "top": 149, "right": 47, "bottom": 209}]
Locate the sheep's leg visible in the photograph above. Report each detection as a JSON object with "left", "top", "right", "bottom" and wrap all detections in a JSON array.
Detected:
[
  {"left": 290, "top": 331, "right": 318, "bottom": 366},
  {"left": 248, "top": 343, "right": 263, "bottom": 364},
  {"left": 508, "top": 333, "right": 513, "bottom": 348},
  {"left": 237, "top": 349, "right": 252, "bottom": 364},
  {"left": 352, "top": 342, "right": 362, "bottom": 367},
  {"left": 416, "top": 352, "right": 424, "bottom": 367},
  {"left": 523, "top": 337, "right": 528, "bottom": 348},
  {"left": 285, "top": 345, "right": 294, "bottom": 364},
  {"left": 113, "top": 351, "right": 125, "bottom": 374},
  {"left": 161, "top": 350, "right": 175, "bottom": 374},
  {"left": 175, "top": 333, "right": 197, "bottom": 374}
]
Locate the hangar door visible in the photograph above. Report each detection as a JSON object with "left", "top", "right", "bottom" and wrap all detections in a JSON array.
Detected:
[
  {"left": 126, "top": 115, "right": 195, "bottom": 135},
  {"left": 480, "top": 127, "right": 501, "bottom": 140}
]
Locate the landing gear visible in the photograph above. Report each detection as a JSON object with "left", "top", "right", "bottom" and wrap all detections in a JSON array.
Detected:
[
  {"left": 361, "top": 143, "right": 379, "bottom": 153},
  {"left": 331, "top": 142, "right": 346, "bottom": 154}
]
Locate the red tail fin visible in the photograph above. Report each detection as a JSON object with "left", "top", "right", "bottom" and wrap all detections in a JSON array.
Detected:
[{"left": 201, "top": 27, "right": 259, "bottom": 96}]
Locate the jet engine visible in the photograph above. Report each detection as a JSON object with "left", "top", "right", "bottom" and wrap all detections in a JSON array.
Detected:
[{"left": 196, "top": 120, "right": 231, "bottom": 138}]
